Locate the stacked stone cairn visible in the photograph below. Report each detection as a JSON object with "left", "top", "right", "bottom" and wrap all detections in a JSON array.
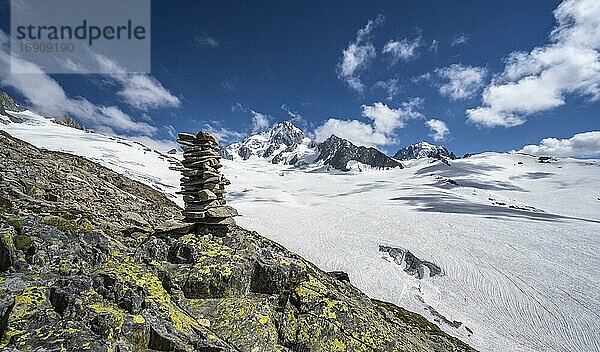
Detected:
[{"left": 177, "top": 131, "right": 238, "bottom": 225}]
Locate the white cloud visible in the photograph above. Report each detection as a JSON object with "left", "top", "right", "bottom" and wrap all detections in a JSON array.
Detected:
[
  {"left": 450, "top": 34, "right": 469, "bottom": 46},
  {"left": 425, "top": 119, "right": 450, "bottom": 141},
  {"left": 250, "top": 110, "right": 270, "bottom": 133},
  {"left": 436, "top": 64, "right": 487, "bottom": 100},
  {"left": 231, "top": 102, "right": 247, "bottom": 113},
  {"left": 411, "top": 72, "right": 432, "bottom": 84},
  {"left": 337, "top": 15, "right": 384, "bottom": 92},
  {"left": 0, "top": 32, "right": 156, "bottom": 135},
  {"left": 361, "top": 100, "right": 422, "bottom": 133},
  {"left": 94, "top": 54, "right": 181, "bottom": 111},
  {"left": 430, "top": 39, "right": 439, "bottom": 53},
  {"left": 382, "top": 35, "right": 422, "bottom": 62},
  {"left": 281, "top": 104, "right": 304, "bottom": 123},
  {"left": 517, "top": 131, "right": 600, "bottom": 157},
  {"left": 314, "top": 119, "right": 389, "bottom": 147},
  {"left": 230, "top": 103, "right": 273, "bottom": 133},
  {"left": 314, "top": 99, "right": 423, "bottom": 147},
  {"left": 220, "top": 77, "right": 238, "bottom": 91},
  {"left": 373, "top": 79, "right": 400, "bottom": 101},
  {"left": 467, "top": 0, "right": 600, "bottom": 128},
  {"left": 196, "top": 32, "right": 219, "bottom": 48}
]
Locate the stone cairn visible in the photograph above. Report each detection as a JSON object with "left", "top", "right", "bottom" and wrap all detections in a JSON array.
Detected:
[{"left": 176, "top": 131, "right": 238, "bottom": 225}]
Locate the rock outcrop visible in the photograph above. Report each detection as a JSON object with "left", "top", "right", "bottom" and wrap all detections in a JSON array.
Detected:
[
  {"left": 0, "top": 131, "right": 475, "bottom": 352},
  {"left": 0, "top": 92, "right": 25, "bottom": 117},
  {"left": 51, "top": 116, "right": 84, "bottom": 130},
  {"left": 379, "top": 246, "right": 442, "bottom": 279}
]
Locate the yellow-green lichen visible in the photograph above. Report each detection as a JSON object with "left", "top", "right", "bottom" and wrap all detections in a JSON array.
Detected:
[
  {"left": 332, "top": 339, "right": 347, "bottom": 351},
  {"left": 0, "top": 328, "right": 26, "bottom": 349},
  {"left": 40, "top": 216, "right": 94, "bottom": 234},
  {"left": 295, "top": 274, "right": 328, "bottom": 299},
  {"left": 94, "top": 257, "right": 207, "bottom": 334},
  {"left": 187, "top": 297, "right": 281, "bottom": 351},
  {"left": 132, "top": 314, "right": 145, "bottom": 324},
  {"left": 13, "top": 286, "right": 47, "bottom": 318}
]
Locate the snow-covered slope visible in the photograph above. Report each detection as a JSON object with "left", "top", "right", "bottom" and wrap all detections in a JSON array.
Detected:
[
  {"left": 394, "top": 141, "right": 457, "bottom": 160},
  {"left": 2, "top": 109, "right": 599, "bottom": 352},
  {"left": 0, "top": 109, "right": 183, "bottom": 206}
]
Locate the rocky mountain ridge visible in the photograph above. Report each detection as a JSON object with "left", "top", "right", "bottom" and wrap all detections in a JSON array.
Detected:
[
  {"left": 394, "top": 141, "right": 457, "bottom": 161},
  {"left": 226, "top": 121, "right": 404, "bottom": 170},
  {"left": 0, "top": 131, "right": 475, "bottom": 351},
  {"left": 316, "top": 135, "right": 403, "bottom": 171}
]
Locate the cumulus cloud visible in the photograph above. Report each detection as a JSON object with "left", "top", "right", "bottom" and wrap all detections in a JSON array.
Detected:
[
  {"left": 467, "top": 0, "right": 600, "bottom": 128},
  {"left": 314, "top": 99, "right": 423, "bottom": 147},
  {"left": 250, "top": 110, "right": 270, "bottom": 133},
  {"left": 94, "top": 54, "right": 181, "bottom": 111},
  {"left": 425, "top": 119, "right": 450, "bottom": 141},
  {"left": 382, "top": 35, "right": 422, "bottom": 62},
  {"left": 0, "top": 32, "right": 157, "bottom": 135},
  {"left": 517, "top": 131, "right": 600, "bottom": 157},
  {"left": 314, "top": 119, "right": 389, "bottom": 147},
  {"left": 362, "top": 100, "right": 422, "bottom": 132},
  {"left": 337, "top": 15, "right": 385, "bottom": 92},
  {"left": 436, "top": 64, "right": 487, "bottom": 100},
  {"left": 450, "top": 34, "right": 469, "bottom": 46}
]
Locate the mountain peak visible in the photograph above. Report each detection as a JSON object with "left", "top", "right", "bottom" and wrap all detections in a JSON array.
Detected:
[
  {"left": 226, "top": 120, "right": 309, "bottom": 163},
  {"left": 265, "top": 121, "right": 305, "bottom": 144},
  {"left": 317, "top": 135, "right": 403, "bottom": 171},
  {"left": 394, "top": 141, "right": 456, "bottom": 160}
]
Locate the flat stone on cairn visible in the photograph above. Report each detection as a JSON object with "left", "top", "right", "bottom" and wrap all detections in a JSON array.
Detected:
[{"left": 176, "top": 131, "right": 237, "bottom": 225}]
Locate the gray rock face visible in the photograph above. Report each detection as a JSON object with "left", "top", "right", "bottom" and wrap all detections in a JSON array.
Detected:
[
  {"left": 316, "top": 135, "right": 403, "bottom": 171},
  {"left": 394, "top": 141, "right": 457, "bottom": 160},
  {"left": 0, "top": 92, "right": 25, "bottom": 117},
  {"left": 52, "top": 116, "right": 84, "bottom": 130},
  {"left": 379, "top": 245, "right": 442, "bottom": 279},
  {"left": 219, "top": 147, "right": 234, "bottom": 160}
]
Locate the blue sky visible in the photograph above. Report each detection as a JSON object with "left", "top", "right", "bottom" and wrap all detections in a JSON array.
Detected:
[{"left": 1, "top": 0, "right": 599, "bottom": 157}]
